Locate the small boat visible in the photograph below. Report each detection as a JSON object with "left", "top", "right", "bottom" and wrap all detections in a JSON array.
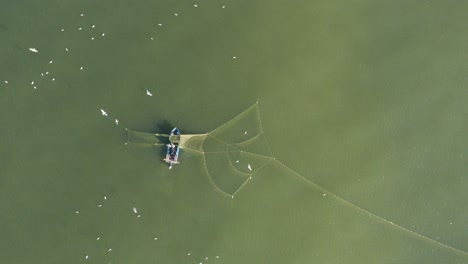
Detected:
[{"left": 164, "top": 127, "right": 180, "bottom": 169}]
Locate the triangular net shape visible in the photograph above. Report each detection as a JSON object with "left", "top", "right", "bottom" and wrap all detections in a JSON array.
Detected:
[{"left": 201, "top": 102, "right": 274, "bottom": 195}]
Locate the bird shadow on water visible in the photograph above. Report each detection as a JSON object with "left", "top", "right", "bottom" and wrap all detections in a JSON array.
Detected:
[
  {"left": 0, "top": 23, "right": 10, "bottom": 32},
  {"left": 0, "top": 23, "right": 23, "bottom": 51}
]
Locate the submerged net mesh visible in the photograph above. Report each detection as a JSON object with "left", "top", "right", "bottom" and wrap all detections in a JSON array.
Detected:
[
  {"left": 179, "top": 134, "right": 207, "bottom": 153},
  {"left": 124, "top": 102, "right": 468, "bottom": 257},
  {"left": 126, "top": 130, "right": 169, "bottom": 146},
  {"left": 201, "top": 102, "right": 274, "bottom": 196},
  {"left": 126, "top": 101, "right": 274, "bottom": 196}
]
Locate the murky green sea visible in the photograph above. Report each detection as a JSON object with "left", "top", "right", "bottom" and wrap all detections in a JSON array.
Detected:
[{"left": 1, "top": 0, "right": 467, "bottom": 263}]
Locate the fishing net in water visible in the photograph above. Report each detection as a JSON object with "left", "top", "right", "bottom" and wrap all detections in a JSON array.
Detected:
[
  {"left": 201, "top": 102, "right": 274, "bottom": 197},
  {"left": 126, "top": 101, "right": 274, "bottom": 197},
  {"left": 125, "top": 102, "right": 468, "bottom": 258},
  {"left": 126, "top": 130, "right": 169, "bottom": 146}
]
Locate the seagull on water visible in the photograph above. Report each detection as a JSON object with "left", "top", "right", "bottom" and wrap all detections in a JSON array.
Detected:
[
  {"left": 146, "top": 90, "right": 153, "bottom": 96},
  {"left": 29, "top": 48, "right": 38, "bottom": 53},
  {"left": 101, "top": 109, "right": 108, "bottom": 116}
]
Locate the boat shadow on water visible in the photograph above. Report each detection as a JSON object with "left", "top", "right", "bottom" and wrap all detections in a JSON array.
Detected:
[{"left": 155, "top": 119, "right": 174, "bottom": 135}]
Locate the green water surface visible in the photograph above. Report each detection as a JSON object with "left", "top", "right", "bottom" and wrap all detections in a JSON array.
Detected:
[{"left": 1, "top": 0, "right": 467, "bottom": 263}]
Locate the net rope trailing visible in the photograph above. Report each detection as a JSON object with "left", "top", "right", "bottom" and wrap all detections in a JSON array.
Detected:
[
  {"left": 125, "top": 101, "right": 468, "bottom": 258},
  {"left": 126, "top": 130, "right": 207, "bottom": 152}
]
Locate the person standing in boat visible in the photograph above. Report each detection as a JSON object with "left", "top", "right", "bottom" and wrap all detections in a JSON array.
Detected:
[{"left": 169, "top": 144, "right": 177, "bottom": 160}]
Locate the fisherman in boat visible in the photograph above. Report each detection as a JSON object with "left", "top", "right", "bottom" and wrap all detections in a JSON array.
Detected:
[
  {"left": 165, "top": 128, "right": 181, "bottom": 169},
  {"left": 168, "top": 144, "right": 177, "bottom": 161}
]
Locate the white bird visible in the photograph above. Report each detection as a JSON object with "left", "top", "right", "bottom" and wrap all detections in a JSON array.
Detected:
[
  {"left": 49, "top": 60, "right": 53, "bottom": 64},
  {"left": 61, "top": 28, "right": 64, "bottom": 32},
  {"left": 115, "top": 119, "right": 119, "bottom": 125},
  {"left": 75, "top": 211, "right": 79, "bottom": 214},
  {"left": 29, "top": 48, "right": 38, "bottom": 53},
  {"left": 80, "top": 13, "right": 84, "bottom": 17},
  {"left": 222, "top": 5, "right": 226, "bottom": 8},
  {"left": 247, "top": 164, "right": 252, "bottom": 171},
  {"left": 194, "top": 4, "right": 197, "bottom": 7},
  {"left": 98, "top": 204, "right": 102, "bottom": 207},
  {"left": 4, "top": 81, "right": 8, "bottom": 84},
  {"left": 31, "top": 81, "right": 34, "bottom": 85},
  {"left": 233, "top": 56, "right": 237, "bottom": 59},
  {"left": 235, "top": 160, "right": 239, "bottom": 163},
  {"left": 101, "top": 109, "right": 108, "bottom": 116},
  {"left": 92, "top": 25, "right": 95, "bottom": 28},
  {"left": 174, "top": 13, "right": 178, "bottom": 16},
  {"left": 104, "top": 196, "right": 107, "bottom": 200},
  {"left": 101, "top": 33, "right": 105, "bottom": 37},
  {"left": 96, "top": 237, "right": 100, "bottom": 240},
  {"left": 132, "top": 207, "right": 138, "bottom": 214},
  {"left": 65, "top": 48, "right": 69, "bottom": 51},
  {"left": 80, "top": 66, "right": 84, "bottom": 70},
  {"left": 108, "top": 248, "right": 112, "bottom": 252},
  {"left": 158, "top": 23, "right": 162, "bottom": 26},
  {"left": 85, "top": 255, "right": 88, "bottom": 260},
  {"left": 146, "top": 90, "right": 153, "bottom": 96},
  {"left": 244, "top": 131, "right": 247, "bottom": 134},
  {"left": 78, "top": 27, "right": 82, "bottom": 30}
]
